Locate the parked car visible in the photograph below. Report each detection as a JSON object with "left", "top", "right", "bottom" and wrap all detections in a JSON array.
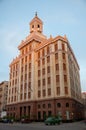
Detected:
[
  {"left": 21, "top": 118, "right": 31, "bottom": 123},
  {"left": 44, "top": 117, "right": 61, "bottom": 125},
  {"left": 2, "top": 118, "right": 14, "bottom": 123},
  {"left": 2, "top": 118, "right": 9, "bottom": 123}
]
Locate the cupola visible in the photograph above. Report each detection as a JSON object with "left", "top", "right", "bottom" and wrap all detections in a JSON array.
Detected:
[{"left": 30, "top": 12, "right": 43, "bottom": 33}]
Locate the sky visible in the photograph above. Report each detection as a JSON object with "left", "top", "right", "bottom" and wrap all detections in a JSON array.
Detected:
[{"left": 0, "top": 0, "right": 86, "bottom": 92}]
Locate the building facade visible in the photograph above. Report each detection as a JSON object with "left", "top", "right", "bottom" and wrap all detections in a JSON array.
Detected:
[
  {"left": 82, "top": 92, "right": 86, "bottom": 119},
  {"left": 0, "top": 81, "right": 8, "bottom": 117},
  {"left": 7, "top": 14, "right": 84, "bottom": 121}
]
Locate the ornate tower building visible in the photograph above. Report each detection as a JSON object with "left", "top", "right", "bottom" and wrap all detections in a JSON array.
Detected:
[{"left": 7, "top": 14, "right": 84, "bottom": 121}]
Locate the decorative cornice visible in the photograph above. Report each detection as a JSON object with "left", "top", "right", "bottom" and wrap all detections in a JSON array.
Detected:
[{"left": 18, "top": 32, "right": 47, "bottom": 50}]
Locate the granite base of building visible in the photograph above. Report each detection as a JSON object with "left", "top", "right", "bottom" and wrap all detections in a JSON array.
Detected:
[{"left": 6, "top": 98, "right": 84, "bottom": 121}]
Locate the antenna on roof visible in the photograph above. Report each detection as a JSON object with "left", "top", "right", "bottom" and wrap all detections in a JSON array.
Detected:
[{"left": 35, "top": 11, "right": 37, "bottom": 17}]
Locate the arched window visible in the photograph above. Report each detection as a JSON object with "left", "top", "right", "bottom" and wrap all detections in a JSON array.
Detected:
[
  {"left": 32, "top": 25, "right": 34, "bottom": 28},
  {"left": 38, "top": 24, "right": 40, "bottom": 28},
  {"left": 57, "top": 103, "right": 61, "bottom": 108},
  {"left": 66, "top": 103, "right": 69, "bottom": 107},
  {"left": 43, "top": 104, "right": 46, "bottom": 108},
  {"left": 48, "top": 103, "right": 51, "bottom": 108},
  {"left": 38, "top": 104, "right": 41, "bottom": 109}
]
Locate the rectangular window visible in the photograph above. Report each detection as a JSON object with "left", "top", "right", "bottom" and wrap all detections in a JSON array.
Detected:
[
  {"left": 22, "top": 58, "right": 24, "bottom": 64},
  {"left": 38, "top": 60, "right": 40, "bottom": 66},
  {"left": 38, "top": 52, "right": 40, "bottom": 58},
  {"left": 9, "top": 89, "right": 10, "bottom": 95},
  {"left": 29, "top": 63, "right": 31, "bottom": 69},
  {"left": 42, "top": 68, "right": 45, "bottom": 75},
  {"left": 56, "top": 75, "right": 59, "bottom": 82},
  {"left": 43, "top": 89, "right": 46, "bottom": 97},
  {"left": 25, "top": 47, "right": 28, "bottom": 53},
  {"left": 29, "top": 45, "right": 32, "bottom": 51},
  {"left": 56, "top": 64, "right": 59, "bottom": 71},
  {"left": 12, "top": 88, "right": 13, "bottom": 94},
  {"left": 47, "top": 56, "right": 50, "bottom": 63},
  {"left": 43, "top": 79, "right": 45, "bottom": 86},
  {"left": 25, "top": 65, "right": 27, "bottom": 71},
  {"left": 29, "top": 82, "right": 31, "bottom": 88},
  {"left": 14, "top": 96, "right": 16, "bottom": 101},
  {"left": 11, "top": 96, "right": 13, "bottom": 102},
  {"left": 65, "top": 87, "right": 68, "bottom": 95},
  {"left": 62, "top": 43, "right": 65, "bottom": 50},
  {"left": 12, "top": 80, "right": 14, "bottom": 86},
  {"left": 64, "top": 75, "right": 67, "bottom": 82},
  {"left": 47, "top": 46, "right": 50, "bottom": 54},
  {"left": 16, "top": 64, "right": 18, "bottom": 70},
  {"left": 15, "top": 79, "right": 17, "bottom": 84},
  {"left": 28, "top": 92, "right": 31, "bottom": 98},
  {"left": 57, "top": 87, "right": 60, "bottom": 95},
  {"left": 63, "top": 63, "right": 66, "bottom": 70},
  {"left": 29, "top": 54, "right": 31, "bottom": 60},
  {"left": 24, "top": 93, "right": 26, "bottom": 99},
  {"left": 22, "top": 50, "right": 24, "bottom": 55},
  {"left": 14, "top": 65, "right": 15, "bottom": 71},
  {"left": 38, "top": 90, "right": 41, "bottom": 97},
  {"left": 47, "top": 77, "right": 51, "bottom": 84},
  {"left": 16, "top": 71, "right": 17, "bottom": 76},
  {"left": 38, "top": 70, "right": 40, "bottom": 77},
  {"left": 47, "top": 66, "right": 50, "bottom": 73},
  {"left": 25, "top": 56, "right": 27, "bottom": 62},
  {"left": 42, "top": 58, "right": 45, "bottom": 65},
  {"left": 55, "top": 44, "right": 58, "bottom": 51},
  {"left": 62, "top": 53, "right": 65, "bottom": 59},
  {"left": 55, "top": 53, "right": 58, "bottom": 60},
  {"left": 29, "top": 72, "right": 31, "bottom": 78},
  {"left": 20, "top": 84, "right": 23, "bottom": 91},
  {"left": 25, "top": 74, "right": 27, "bottom": 80},
  {"left": 13, "top": 72, "right": 14, "bottom": 78},
  {"left": 20, "top": 94, "right": 22, "bottom": 100},
  {"left": 48, "top": 88, "right": 51, "bottom": 96},
  {"left": 21, "top": 75, "right": 23, "bottom": 81},
  {"left": 38, "top": 80, "right": 41, "bottom": 87},
  {"left": 24, "top": 83, "right": 27, "bottom": 90}
]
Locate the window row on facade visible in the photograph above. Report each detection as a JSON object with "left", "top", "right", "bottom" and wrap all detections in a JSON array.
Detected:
[
  {"left": 37, "top": 86, "right": 68, "bottom": 98},
  {"left": 10, "top": 72, "right": 67, "bottom": 91},
  {"left": 37, "top": 52, "right": 66, "bottom": 65},
  {"left": 8, "top": 91, "right": 31, "bottom": 103},
  {"left": 10, "top": 63, "right": 67, "bottom": 81},
  {"left": 8, "top": 85, "right": 68, "bottom": 103},
  {"left": 20, "top": 41, "right": 66, "bottom": 56},
  {"left": 10, "top": 52, "right": 66, "bottom": 79},
  {"left": 37, "top": 102, "right": 71, "bottom": 109}
]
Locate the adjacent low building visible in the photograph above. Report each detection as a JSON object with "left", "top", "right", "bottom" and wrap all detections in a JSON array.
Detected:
[
  {"left": 6, "top": 14, "right": 84, "bottom": 121},
  {"left": 82, "top": 92, "right": 86, "bottom": 119},
  {"left": 0, "top": 81, "right": 8, "bottom": 118}
]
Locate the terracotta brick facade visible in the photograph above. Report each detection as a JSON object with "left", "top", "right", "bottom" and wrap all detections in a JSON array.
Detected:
[{"left": 7, "top": 98, "right": 84, "bottom": 121}]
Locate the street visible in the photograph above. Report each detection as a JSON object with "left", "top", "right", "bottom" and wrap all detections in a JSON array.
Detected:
[{"left": 0, "top": 121, "right": 86, "bottom": 130}]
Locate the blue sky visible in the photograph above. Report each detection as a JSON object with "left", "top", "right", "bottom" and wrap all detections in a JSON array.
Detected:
[{"left": 0, "top": 0, "right": 86, "bottom": 91}]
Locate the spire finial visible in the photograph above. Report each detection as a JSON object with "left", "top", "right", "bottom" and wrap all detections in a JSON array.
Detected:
[{"left": 35, "top": 11, "right": 37, "bottom": 17}]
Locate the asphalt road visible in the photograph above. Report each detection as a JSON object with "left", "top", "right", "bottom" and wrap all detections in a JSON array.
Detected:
[{"left": 0, "top": 121, "right": 86, "bottom": 130}]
